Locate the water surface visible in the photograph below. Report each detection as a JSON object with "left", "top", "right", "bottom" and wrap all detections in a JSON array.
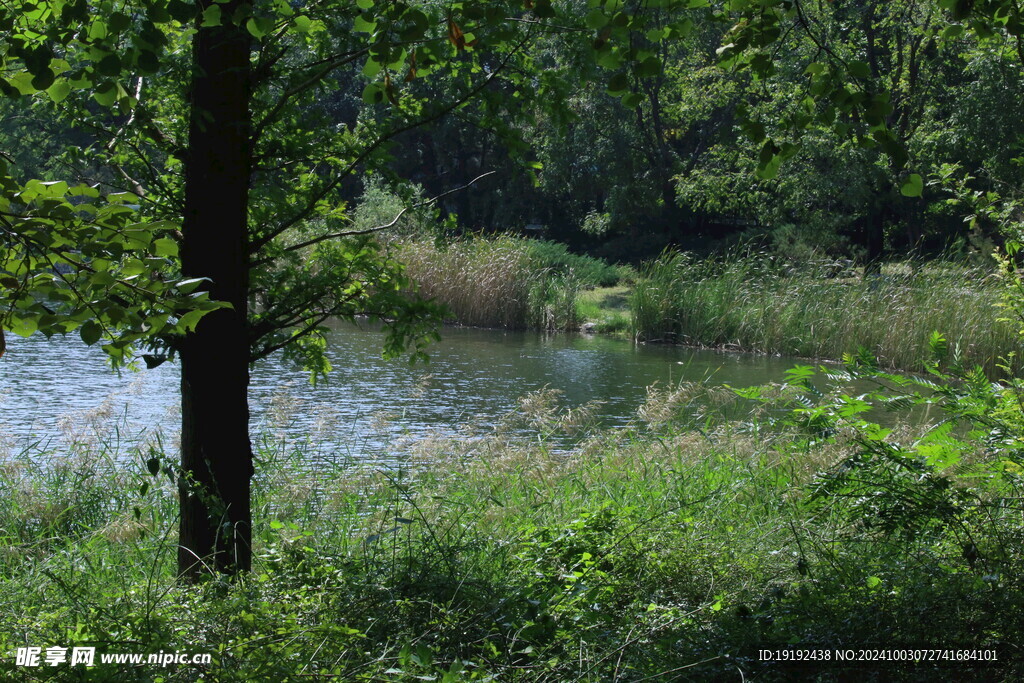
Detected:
[{"left": 0, "top": 322, "right": 805, "bottom": 458}]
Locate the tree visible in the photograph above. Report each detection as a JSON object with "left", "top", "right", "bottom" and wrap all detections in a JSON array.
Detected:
[
  {"left": 715, "top": 0, "right": 1023, "bottom": 191},
  {"left": 1, "top": 0, "right": 704, "bottom": 578}
]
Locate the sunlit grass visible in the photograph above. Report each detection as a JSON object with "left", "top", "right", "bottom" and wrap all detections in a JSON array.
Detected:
[
  {"left": 397, "top": 236, "right": 580, "bottom": 330},
  {"left": 577, "top": 285, "right": 632, "bottom": 334},
  {"left": 632, "top": 252, "right": 1015, "bottom": 374},
  {"left": 2, "top": 379, "right": 1021, "bottom": 680}
]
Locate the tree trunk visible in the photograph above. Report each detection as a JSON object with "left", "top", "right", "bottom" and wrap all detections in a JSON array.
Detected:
[{"left": 178, "top": 0, "right": 253, "bottom": 579}]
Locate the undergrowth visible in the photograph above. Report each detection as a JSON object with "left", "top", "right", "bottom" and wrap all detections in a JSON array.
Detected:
[{"left": 2, "top": 355, "right": 1024, "bottom": 681}]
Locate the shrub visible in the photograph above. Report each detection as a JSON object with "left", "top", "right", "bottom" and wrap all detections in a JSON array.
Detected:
[{"left": 524, "top": 240, "right": 622, "bottom": 288}]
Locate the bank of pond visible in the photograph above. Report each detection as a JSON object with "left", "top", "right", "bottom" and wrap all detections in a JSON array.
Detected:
[{"left": 399, "top": 237, "right": 1014, "bottom": 376}]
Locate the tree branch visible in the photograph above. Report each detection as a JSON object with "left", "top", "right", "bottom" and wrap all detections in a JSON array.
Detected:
[
  {"left": 257, "top": 170, "right": 496, "bottom": 264},
  {"left": 250, "top": 31, "right": 533, "bottom": 256},
  {"left": 251, "top": 47, "right": 369, "bottom": 147},
  {"left": 249, "top": 312, "right": 332, "bottom": 362}
]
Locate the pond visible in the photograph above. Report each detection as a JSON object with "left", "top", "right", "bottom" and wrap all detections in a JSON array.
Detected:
[{"left": 0, "top": 321, "right": 815, "bottom": 460}]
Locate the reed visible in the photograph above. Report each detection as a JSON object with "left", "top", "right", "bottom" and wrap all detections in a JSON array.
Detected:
[
  {"left": 632, "top": 251, "right": 1016, "bottom": 373},
  {"left": 397, "top": 236, "right": 580, "bottom": 330}
]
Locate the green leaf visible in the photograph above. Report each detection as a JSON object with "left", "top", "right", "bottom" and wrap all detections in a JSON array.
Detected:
[
  {"left": 10, "top": 317, "right": 38, "bottom": 337},
  {"left": 108, "top": 11, "right": 131, "bottom": 33},
  {"left": 80, "top": 320, "right": 102, "bottom": 346},
  {"left": 942, "top": 24, "right": 965, "bottom": 40},
  {"left": 30, "top": 68, "right": 55, "bottom": 91},
  {"left": 9, "top": 73, "right": 37, "bottom": 95},
  {"left": 607, "top": 72, "right": 629, "bottom": 94},
  {"left": 596, "top": 48, "right": 622, "bottom": 70},
  {"left": 847, "top": 60, "right": 871, "bottom": 79},
  {"left": 533, "top": 0, "right": 556, "bottom": 19},
  {"left": 175, "top": 277, "right": 207, "bottom": 293},
  {"left": 585, "top": 9, "right": 608, "bottom": 29},
  {"left": 46, "top": 80, "right": 71, "bottom": 102},
  {"left": 174, "top": 309, "right": 204, "bottom": 332},
  {"left": 88, "top": 20, "right": 108, "bottom": 40},
  {"left": 153, "top": 238, "right": 179, "bottom": 257},
  {"left": 638, "top": 55, "right": 661, "bottom": 78},
  {"left": 96, "top": 54, "right": 121, "bottom": 77},
  {"left": 361, "top": 83, "right": 384, "bottom": 104},
  {"left": 756, "top": 140, "right": 783, "bottom": 180},
  {"left": 93, "top": 81, "right": 118, "bottom": 107},
  {"left": 246, "top": 16, "right": 276, "bottom": 38},
  {"left": 928, "top": 331, "right": 948, "bottom": 360},
  {"left": 621, "top": 92, "right": 642, "bottom": 108},
  {"left": 900, "top": 173, "right": 923, "bottom": 197},
  {"left": 38, "top": 181, "right": 68, "bottom": 198},
  {"left": 354, "top": 13, "right": 376, "bottom": 33},
  {"left": 137, "top": 49, "right": 160, "bottom": 74},
  {"left": 201, "top": 5, "right": 221, "bottom": 27},
  {"left": 90, "top": 270, "right": 116, "bottom": 287},
  {"left": 362, "top": 58, "right": 382, "bottom": 78}
]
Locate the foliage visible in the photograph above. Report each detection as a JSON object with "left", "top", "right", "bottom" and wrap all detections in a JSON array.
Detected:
[
  {"left": 523, "top": 240, "right": 622, "bottom": 288},
  {"left": 0, "top": 162, "right": 223, "bottom": 366},
  {"left": 350, "top": 177, "right": 438, "bottom": 240}
]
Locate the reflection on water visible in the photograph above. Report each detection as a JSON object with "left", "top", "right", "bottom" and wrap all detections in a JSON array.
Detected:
[{"left": 0, "top": 321, "right": 806, "bottom": 459}]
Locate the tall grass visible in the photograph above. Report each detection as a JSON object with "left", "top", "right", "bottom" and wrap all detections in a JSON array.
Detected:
[
  {"left": 398, "top": 236, "right": 580, "bottom": 330},
  {"left": 3, "top": 377, "right": 1023, "bottom": 681},
  {"left": 633, "top": 251, "right": 1016, "bottom": 373}
]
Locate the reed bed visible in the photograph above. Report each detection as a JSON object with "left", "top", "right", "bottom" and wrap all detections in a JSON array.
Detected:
[
  {"left": 397, "top": 236, "right": 580, "bottom": 330},
  {"left": 632, "top": 252, "right": 1016, "bottom": 373}
]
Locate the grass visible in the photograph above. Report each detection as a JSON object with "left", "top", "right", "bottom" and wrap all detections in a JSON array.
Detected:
[
  {"left": 631, "top": 252, "right": 1017, "bottom": 374},
  {"left": 397, "top": 236, "right": 581, "bottom": 331},
  {"left": 396, "top": 238, "right": 1011, "bottom": 375},
  {"left": 577, "top": 285, "right": 632, "bottom": 334},
  {"left": 2, "top": 370, "right": 1024, "bottom": 681}
]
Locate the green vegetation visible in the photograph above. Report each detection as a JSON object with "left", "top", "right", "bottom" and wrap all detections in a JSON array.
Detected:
[
  {"left": 632, "top": 253, "right": 1016, "bottom": 374},
  {"left": 396, "top": 239, "right": 1011, "bottom": 377},
  {"left": 577, "top": 285, "right": 632, "bottom": 335},
  {"left": 398, "top": 236, "right": 581, "bottom": 331},
  {"left": 522, "top": 241, "right": 626, "bottom": 289},
  {"left": 4, "top": 0, "right": 1024, "bottom": 678},
  {"left": 4, "top": 362, "right": 1024, "bottom": 681}
]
